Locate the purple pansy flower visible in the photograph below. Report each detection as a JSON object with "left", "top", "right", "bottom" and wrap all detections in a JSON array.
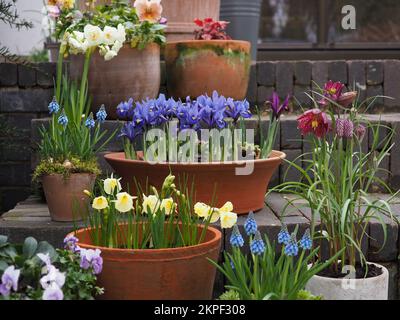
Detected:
[
  {"left": 80, "top": 248, "right": 103, "bottom": 275},
  {"left": 63, "top": 235, "right": 80, "bottom": 253},
  {"left": 40, "top": 265, "right": 66, "bottom": 289},
  {"left": 42, "top": 282, "right": 64, "bottom": 300},
  {"left": 0, "top": 265, "right": 20, "bottom": 296}
]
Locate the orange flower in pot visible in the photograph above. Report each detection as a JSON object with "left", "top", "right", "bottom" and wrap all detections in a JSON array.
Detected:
[
  {"left": 165, "top": 18, "right": 251, "bottom": 100},
  {"left": 69, "top": 174, "right": 237, "bottom": 300}
]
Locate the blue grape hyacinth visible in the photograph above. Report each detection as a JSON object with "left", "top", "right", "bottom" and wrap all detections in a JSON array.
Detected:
[
  {"left": 244, "top": 211, "right": 257, "bottom": 236},
  {"left": 299, "top": 229, "right": 312, "bottom": 250},
  {"left": 48, "top": 97, "right": 60, "bottom": 114},
  {"left": 284, "top": 233, "right": 299, "bottom": 257},
  {"left": 57, "top": 110, "right": 68, "bottom": 127},
  {"left": 278, "top": 225, "right": 291, "bottom": 245},
  {"left": 230, "top": 225, "right": 244, "bottom": 248},
  {"left": 85, "top": 114, "right": 95, "bottom": 129},
  {"left": 96, "top": 105, "right": 107, "bottom": 123},
  {"left": 250, "top": 231, "right": 265, "bottom": 256}
]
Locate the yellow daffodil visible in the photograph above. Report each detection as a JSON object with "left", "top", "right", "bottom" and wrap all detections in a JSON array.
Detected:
[
  {"left": 142, "top": 194, "right": 160, "bottom": 214},
  {"left": 160, "top": 198, "right": 175, "bottom": 215},
  {"left": 220, "top": 211, "right": 238, "bottom": 229},
  {"left": 92, "top": 196, "right": 108, "bottom": 210},
  {"left": 194, "top": 202, "right": 220, "bottom": 223},
  {"left": 103, "top": 174, "right": 122, "bottom": 195},
  {"left": 114, "top": 192, "right": 134, "bottom": 213},
  {"left": 219, "top": 201, "right": 233, "bottom": 213}
]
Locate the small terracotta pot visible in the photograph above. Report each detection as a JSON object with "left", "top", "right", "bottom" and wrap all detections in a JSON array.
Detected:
[
  {"left": 104, "top": 151, "right": 285, "bottom": 214},
  {"left": 42, "top": 173, "right": 96, "bottom": 222},
  {"left": 69, "top": 44, "right": 161, "bottom": 119},
  {"left": 165, "top": 40, "right": 251, "bottom": 100},
  {"left": 70, "top": 223, "right": 222, "bottom": 300}
]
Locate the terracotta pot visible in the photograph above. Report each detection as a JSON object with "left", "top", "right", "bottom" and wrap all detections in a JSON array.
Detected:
[
  {"left": 70, "top": 223, "right": 222, "bottom": 300},
  {"left": 306, "top": 262, "right": 389, "bottom": 300},
  {"left": 165, "top": 40, "right": 251, "bottom": 100},
  {"left": 42, "top": 173, "right": 96, "bottom": 222},
  {"left": 69, "top": 44, "right": 161, "bottom": 119},
  {"left": 104, "top": 150, "right": 285, "bottom": 214}
]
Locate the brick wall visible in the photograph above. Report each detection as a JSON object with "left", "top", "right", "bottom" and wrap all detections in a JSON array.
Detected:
[
  {"left": 1, "top": 59, "right": 400, "bottom": 213},
  {"left": 0, "top": 63, "right": 55, "bottom": 212}
]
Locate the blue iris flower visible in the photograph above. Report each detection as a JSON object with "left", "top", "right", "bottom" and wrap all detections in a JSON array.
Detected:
[
  {"left": 225, "top": 98, "right": 252, "bottom": 122},
  {"left": 177, "top": 101, "right": 201, "bottom": 130},
  {"left": 119, "top": 121, "right": 143, "bottom": 143},
  {"left": 116, "top": 98, "right": 134, "bottom": 119}
]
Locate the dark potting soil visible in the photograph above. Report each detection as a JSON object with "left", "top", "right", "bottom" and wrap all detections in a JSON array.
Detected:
[{"left": 318, "top": 263, "right": 382, "bottom": 279}]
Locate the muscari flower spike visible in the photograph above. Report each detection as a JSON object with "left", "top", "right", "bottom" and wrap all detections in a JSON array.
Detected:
[
  {"left": 57, "top": 110, "right": 68, "bottom": 127},
  {"left": 244, "top": 211, "right": 258, "bottom": 236},
  {"left": 277, "top": 224, "right": 291, "bottom": 245},
  {"left": 48, "top": 96, "right": 60, "bottom": 114},
  {"left": 250, "top": 231, "right": 265, "bottom": 256},
  {"left": 299, "top": 229, "right": 312, "bottom": 250},
  {"left": 85, "top": 113, "right": 95, "bottom": 129},
  {"left": 96, "top": 105, "right": 107, "bottom": 123},
  {"left": 230, "top": 225, "right": 244, "bottom": 248},
  {"left": 284, "top": 233, "right": 299, "bottom": 257}
]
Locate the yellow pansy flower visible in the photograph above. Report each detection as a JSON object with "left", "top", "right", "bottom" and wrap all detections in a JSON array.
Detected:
[
  {"left": 92, "top": 196, "right": 108, "bottom": 210},
  {"left": 114, "top": 192, "right": 134, "bottom": 213}
]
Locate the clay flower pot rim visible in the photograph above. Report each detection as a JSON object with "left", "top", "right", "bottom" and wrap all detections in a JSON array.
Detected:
[
  {"left": 166, "top": 39, "right": 251, "bottom": 47},
  {"left": 68, "top": 223, "right": 222, "bottom": 255},
  {"left": 104, "top": 150, "right": 286, "bottom": 167},
  {"left": 40, "top": 172, "right": 96, "bottom": 180},
  {"left": 309, "top": 262, "right": 388, "bottom": 282}
]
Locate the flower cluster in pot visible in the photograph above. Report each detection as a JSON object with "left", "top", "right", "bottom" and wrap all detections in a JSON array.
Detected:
[
  {"left": 214, "top": 213, "right": 343, "bottom": 300},
  {"left": 0, "top": 235, "right": 103, "bottom": 300},
  {"left": 83, "top": 174, "right": 237, "bottom": 249},
  {"left": 272, "top": 81, "right": 397, "bottom": 276},
  {"left": 117, "top": 91, "right": 289, "bottom": 162}
]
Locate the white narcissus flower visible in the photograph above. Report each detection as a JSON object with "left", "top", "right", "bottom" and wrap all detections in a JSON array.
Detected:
[
  {"left": 112, "top": 40, "right": 123, "bottom": 53},
  {"left": 220, "top": 211, "right": 238, "bottom": 229},
  {"left": 104, "top": 49, "right": 118, "bottom": 61},
  {"left": 103, "top": 174, "right": 122, "bottom": 195},
  {"left": 114, "top": 192, "right": 134, "bottom": 213},
  {"left": 194, "top": 202, "right": 211, "bottom": 219},
  {"left": 84, "top": 24, "right": 104, "bottom": 47},
  {"left": 219, "top": 201, "right": 233, "bottom": 213},
  {"left": 160, "top": 198, "right": 175, "bottom": 215},
  {"left": 134, "top": 0, "right": 163, "bottom": 23},
  {"left": 103, "top": 26, "right": 119, "bottom": 45},
  {"left": 92, "top": 196, "right": 108, "bottom": 210},
  {"left": 116, "top": 24, "right": 126, "bottom": 43},
  {"left": 142, "top": 194, "right": 160, "bottom": 214}
]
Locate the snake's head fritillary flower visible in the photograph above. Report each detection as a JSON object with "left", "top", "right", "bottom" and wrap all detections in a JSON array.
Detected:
[
  {"left": 337, "top": 91, "right": 358, "bottom": 107},
  {"left": 297, "top": 109, "right": 331, "bottom": 138},
  {"left": 230, "top": 225, "right": 244, "bottom": 248},
  {"left": 336, "top": 118, "right": 354, "bottom": 138},
  {"left": 319, "top": 80, "right": 345, "bottom": 105},
  {"left": 299, "top": 229, "right": 312, "bottom": 250},
  {"left": 244, "top": 211, "right": 257, "bottom": 236},
  {"left": 277, "top": 225, "right": 290, "bottom": 245},
  {"left": 250, "top": 231, "right": 265, "bottom": 255},
  {"left": 355, "top": 124, "right": 366, "bottom": 141}
]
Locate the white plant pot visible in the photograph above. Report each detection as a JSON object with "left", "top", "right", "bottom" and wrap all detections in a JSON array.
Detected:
[{"left": 306, "top": 262, "right": 389, "bottom": 300}]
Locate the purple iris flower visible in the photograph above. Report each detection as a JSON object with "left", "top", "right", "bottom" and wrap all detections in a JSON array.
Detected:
[
  {"left": 80, "top": 248, "right": 103, "bottom": 275},
  {"left": 225, "top": 98, "right": 252, "bottom": 122},
  {"left": 116, "top": 98, "right": 134, "bottom": 119},
  {"left": 197, "top": 91, "right": 227, "bottom": 129},
  {"left": 119, "top": 121, "right": 143, "bottom": 143},
  {"left": 177, "top": 101, "right": 201, "bottom": 130},
  {"left": 0, "top": 266, "right": 20, "bottom": 296},
  {"left": 270, "top": 92, "right": 289, "bottom": 120}
]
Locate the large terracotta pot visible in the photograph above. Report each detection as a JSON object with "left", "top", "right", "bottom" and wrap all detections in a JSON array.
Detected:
[
  {"left": 306, "top": 262, "right": 389, "bottom": 300},
  {"left": 104, "top": 150, "right": 285, "bottom": 214},
  {"left": 42, "top": 173, "right": 96, "bottom": 222},
  {"left": 165, "top": 40, "right": 251, "bottom": 100},
  {"left": 69, "top": 44, "right": 160, "bottom": 119},
  {"left": 70, "top": 223, "right": 222, "bottom": 300}
]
